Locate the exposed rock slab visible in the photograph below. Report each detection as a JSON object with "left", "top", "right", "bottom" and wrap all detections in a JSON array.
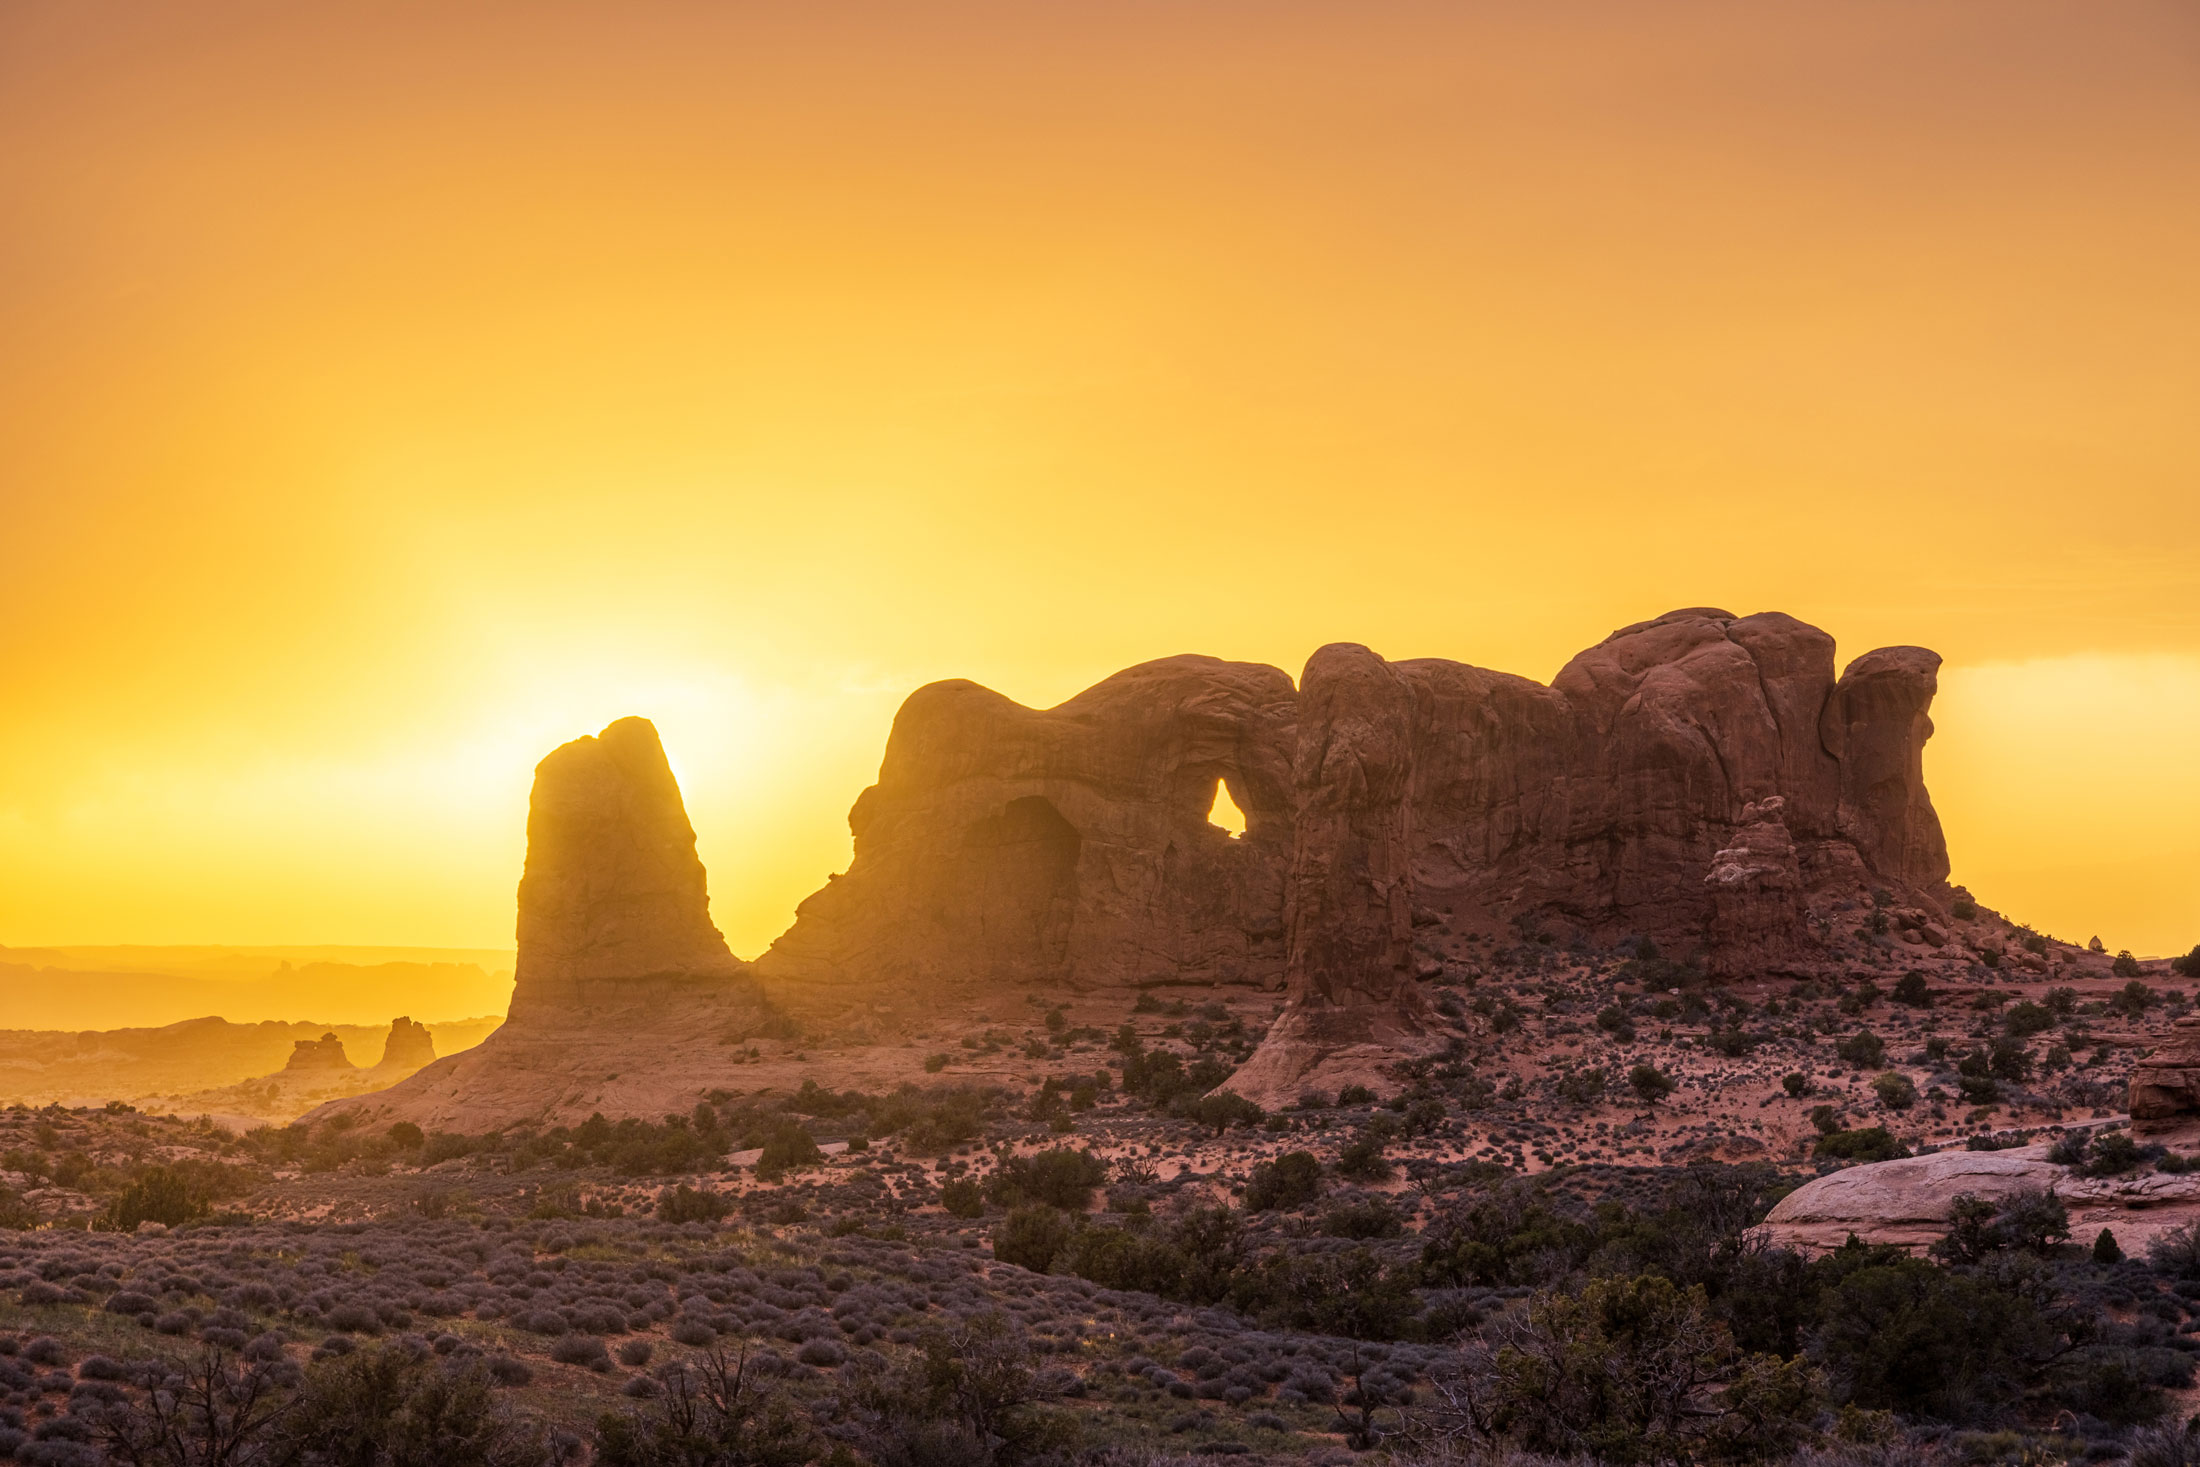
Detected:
[{"left": 1761, "top": 1134, "right": 2200, "bottom": 1259}]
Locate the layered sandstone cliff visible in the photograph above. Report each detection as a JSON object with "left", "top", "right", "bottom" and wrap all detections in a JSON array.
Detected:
[{"left": 753, "top": 608, "right": 1950, "bottom": 1099}]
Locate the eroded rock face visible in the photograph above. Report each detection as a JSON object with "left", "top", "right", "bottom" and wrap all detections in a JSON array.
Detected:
[
  {"left": 757, "top": 611, "right": 1953, "bottom": 1093},
  {"left": 513, "top": 716, "right": 742, "bottom": 1013},
  {"left": 374, "top": 1017, "right": 435, "bottom": 1073},
  {"left": 1222, "top": 645, "right": 1440, "bottom": 1104},
  {"left": 2130, "top": 1017, "right": 2200, "bottom": 1128},
  {"left": 1703, "top": 798, "right": 1806, "bottom": 978},
  {"left": 758, "top": 656, "right": 1299, "bottom": 1015}
]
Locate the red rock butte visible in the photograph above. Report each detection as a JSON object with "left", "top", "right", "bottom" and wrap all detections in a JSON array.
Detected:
[{"left": 318, "top": 607, "right": 1958, "bottom": 1124}]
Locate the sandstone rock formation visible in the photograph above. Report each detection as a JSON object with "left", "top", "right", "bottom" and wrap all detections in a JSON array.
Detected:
[
  {"left": 1760, "top": 1135, "right": 2200, "bottom": 1260},
  {"left": 1759, "top": 1146, "right": 2065, "bottom": 1253},
  {"left": 512, "top": 716, "right": 743, "bottom": 1014},
  {"left": 2130, "top": 1016, "right": 2200, "bottom": 1129},
  {"left": 754, "top": 608, "right": 1954, "bottom": 1098},
  {"left": 318, "top": 609, "right": 1961, "bottom": 1123},
  {"left": 311, "top": 718, "right": 776, "bottom": 1131},
  {"left": 283, "top": 1033, "right": 353, "bottom": 1072},
  {"left": 374, "top": 1017, "right": 435, "bottom": 1073}
]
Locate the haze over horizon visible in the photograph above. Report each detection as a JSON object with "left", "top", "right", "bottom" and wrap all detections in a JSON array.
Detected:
[{"left": 5, "top": 1, "right": 2197, "bottom": 975}]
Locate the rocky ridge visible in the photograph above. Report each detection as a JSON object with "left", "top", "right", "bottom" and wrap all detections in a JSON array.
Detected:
[
  {"left": 757, "top": 608, "right": 1953, "bottom": 1101},
  {"left": 320, "top": 607, "right": 1991, "bottom": 1126}
]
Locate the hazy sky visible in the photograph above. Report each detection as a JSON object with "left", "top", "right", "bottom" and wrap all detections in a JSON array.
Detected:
[{"left": 4, "top": 1, "right": 2197, "bottom": 960}]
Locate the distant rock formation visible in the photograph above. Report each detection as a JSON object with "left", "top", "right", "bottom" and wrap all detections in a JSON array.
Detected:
[
  {"left": 755, "top": 608, "right": 1953, "bottom": 1099},
  {"left": 2131, "top": 1017, "right": 2200, "bottom": 1129},
  {"left": 374, "top": 1017, "right": 435, "bottom": 1072},
  {"left": 283, "top": 1033, "right": 353, "bottom": 1072}
]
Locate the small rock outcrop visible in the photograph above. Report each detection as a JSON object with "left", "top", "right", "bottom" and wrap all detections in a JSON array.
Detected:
[
  {"left": 374, "top": 1017, "right": 435, "bottom": 1072},
  {"left": 283, "top": 1033, "right": 352, "bottom": 1072},
  {"left": 2131, "top": 1017, "right": 2200, "bottom": 1128}
]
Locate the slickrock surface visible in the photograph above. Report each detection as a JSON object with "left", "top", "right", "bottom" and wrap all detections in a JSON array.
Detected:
[{"left": 1761, "top": 1130, "right": 2200, "bottom": 1260}]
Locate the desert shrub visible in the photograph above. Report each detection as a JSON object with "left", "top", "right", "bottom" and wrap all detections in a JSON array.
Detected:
[
  {"left": 2111, "top": 979, "right": 2159, "bottom": 1017},
  {"left": 1814, "top": 1128, "right": 1907, "bottom": 1164},
  {"left": 1243, "top": 1151, "right": 1322, "bottom": 1212},
  {"left": 939, "top": 1178, "right": 985, "bottom": 1219},
  {"left": 1555, "top": 1068, "right": 1607, "bottom": 1105},
  {"left": 1892, "top": 972, "right": 1932, "bottom": 1008},
  {"left": 619, "top": 1339, "right": 655, "bottom": 1369},
  {"left": 2116, "top": 951, "right": 2146, "bottom": 979},
  {"left": 1595, "top": 1005, "right": 1636, "bottom": 1042},
  {"left": 992, "top": 1206, "right": 1075, "bottom": 1274},
  {"left": 553, "top": 1333, "right": 614, "bottom": 1371},
  {"left": 87, "top": 1344, "right": 298, "bottom": 1465},
  {"left": 1441, "top": 1273, "right": 1814, "bottom": 1462},
  {"left": 1869, "top": 1073, "right": 1916, "bottom": 1112},
  {"left": 1241, "top": 1245, "right": 1421, "bottom": 1341},
  {"left": 657, "top": 1185, "right": 731, "bottom": 1225},
  {"left": 1835, "top": 1033, "right": 1886, "bottom": 1070},
  {"left": 1931, "top": 1189, "right": 2069, "bottom": 1264},
  {"left": 834, "top": 1313, "right": 1069, "bottom": 1467},
  {"left": 2173, "top": 946, "right": 2200, "bottom": 980},
  {"left": 1336, "top": 1083, "right": 1377, "bottom": 1106},
  {"left": 279, "top": 1343, "right": 567, "bottom": 1464},
  {"left": 386, "top": 1122, "right": 425, "bottom": 1150},
  {"left": 1174, "top": 1092, "right": 1264, "bottom": 1135},
  {"left": 2002, "top": 1002, "right": 2053, "bottom": 1038},
  {"left": 987, "top": 1149, "right": 1107, "bottom": 1211},
  {"left": 1335, "top": 1130, "right": 1393, "bottom": 1183},
  {"left": 2078, "top": 1131, "right": 2147, "bottom": 1177},
  {"left": 1319, "top": 1200, "right": 1403, "bottom": 1240},
  {"left": 1628, "top": 1065, "right": 1674, "bottom": 1105},
  {"left": 101, "top": 1166, "right": 208, "bottom": 1232},
  {"left": 753, "top": 1123, "right": 821, "bottom": 1184}
]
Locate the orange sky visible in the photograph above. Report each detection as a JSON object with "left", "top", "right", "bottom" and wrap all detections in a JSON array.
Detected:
[{"left": 3, "top": 1, "right": 2197, "bottom": 965}]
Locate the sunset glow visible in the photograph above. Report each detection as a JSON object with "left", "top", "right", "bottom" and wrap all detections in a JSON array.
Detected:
[{"left": 4, "top": 1, "right": 2197, "bottom": 965}]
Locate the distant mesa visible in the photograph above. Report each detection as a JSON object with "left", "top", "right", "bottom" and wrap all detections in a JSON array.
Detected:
[
  {"left": 318, "top": 607, "right": 1964, "bottom": 1126},
  {"left": 282, "top": 1032, "right": 354, "bottom": 1073}
]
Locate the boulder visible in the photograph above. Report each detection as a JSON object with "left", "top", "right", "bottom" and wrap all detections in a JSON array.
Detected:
[
  {"left": 2130, "top": 1016, "right": 2200, "bottom": 1128},
  {"left": 1761, "top": 1137, "right": 2200, "bottom": 1260}
]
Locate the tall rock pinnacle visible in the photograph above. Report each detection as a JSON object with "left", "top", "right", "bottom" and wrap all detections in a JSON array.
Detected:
[{"left": 514, "top": 716, "right": 741, "bottom": 998}]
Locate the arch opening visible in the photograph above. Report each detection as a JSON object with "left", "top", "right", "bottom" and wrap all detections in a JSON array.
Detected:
[{"left": 1206, "top": 777, "right": 1248, "bottom": 838}]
